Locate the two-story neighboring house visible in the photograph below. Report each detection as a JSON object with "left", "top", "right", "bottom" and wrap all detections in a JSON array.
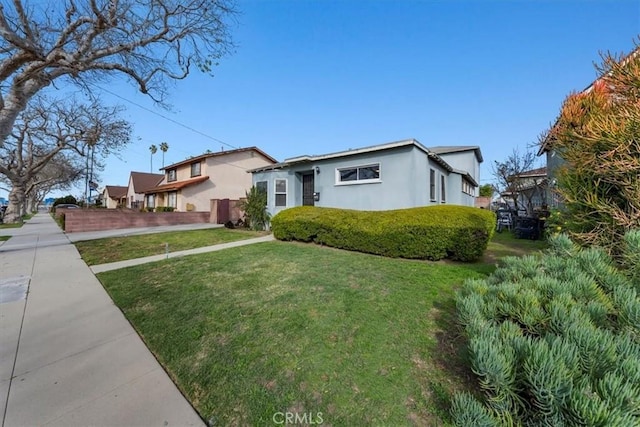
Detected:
[
  {"left": 249, "top": 139, "right": 483, "bottom": 217},
  {"left": 126, "top": 172, "right": 164, "bottom": 210},
  {"left": 145, "top": 147, "right": 277, "bottom": 212}
]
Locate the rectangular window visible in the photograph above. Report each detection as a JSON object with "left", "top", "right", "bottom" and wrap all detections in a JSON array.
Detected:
[
  {"left": 168, "top": 191, "right": 177, "bottom": 208},
  {"left": 256, "top": 181, "right": 269, "bottom": 205},
  {"left": 441, "top": 175, "right": 446, "bottom": 203},
  {"left": 336, "top": 163, "right": 380, "bottom": 184},
  {"left": 275, "top": 179, "right": 287, "bottom": 207},
  {"left": 256, "top": 181, "right": 267, "bottom": 195},
  {"left": 462, "top": 180, "right": 475, "bottom": 196},
  {"left": 190, "top": 162, "right": 201, "bottom": 177},
  {"left": 167, "top": 169, "right": 177, "bottom": 182},
  {"left": 146, "top": 194, "right": 155, "bottom": 209},
  {"left": 429, "top": 169, "right": 436, "bottom": 201}
]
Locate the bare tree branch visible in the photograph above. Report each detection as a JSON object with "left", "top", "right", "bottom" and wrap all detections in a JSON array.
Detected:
[
  {"left": 1, "top": 95, "right": 131, "bottom": 222},
  {"left": 0, "top": 0, "right": 237, "bottom": 145}
]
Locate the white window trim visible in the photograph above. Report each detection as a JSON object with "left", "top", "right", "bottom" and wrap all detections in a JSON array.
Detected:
[
  {"left": 440, "top": 174, "right": 446, "bottom": 203},
  {"left": 274, "top": 178, "right": 287, "bottom": 207},
  {"left": 335, "top": 162, "right": 382, "bottom": 186},
  {"left": 168, "top": 191, "right": 177, "bottom": 208}
]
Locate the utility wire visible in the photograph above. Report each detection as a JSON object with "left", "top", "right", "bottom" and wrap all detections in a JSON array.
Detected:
[
  {"left": 89, "top": 83, "right": 239, "bottom": 150},
  {"left": 88, "top": 83, "right": 261, "bottom": 172}
]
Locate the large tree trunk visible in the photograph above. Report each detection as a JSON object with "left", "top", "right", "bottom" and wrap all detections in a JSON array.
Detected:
[
  {"left": 4, "top": 185, "right": 25, "bottom": 223},
  {"left": 26, "top": 191, "right": 38, "bottom": 213}
]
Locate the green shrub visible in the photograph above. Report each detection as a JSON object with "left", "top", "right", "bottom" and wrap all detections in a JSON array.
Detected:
[
  {"left": 271, "top": 205, "right": 495, "bottom": 261},
  {"left": 452, "top": 231, "right": 640, "bottom": 425},
  {"left": 237, "top": 186, "right": 270, "bottom": 231},
  {"left": 53, "top": 195, "right": 78, "bottom": 207},
  {"left": 155, "top": 206, "right": 175, "bottom": 212}
]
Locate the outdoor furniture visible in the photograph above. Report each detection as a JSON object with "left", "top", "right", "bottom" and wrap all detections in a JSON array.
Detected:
[
  {"left": 495, "top": 210, "right": 513, "bottom": 233},
  {"left": 513, "top": 216, "right": 543, "bottom": 240}
]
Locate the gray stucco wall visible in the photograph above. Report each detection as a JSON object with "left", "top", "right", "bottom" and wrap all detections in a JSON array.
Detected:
[
  {"left": 546, "top": 149, "right": 565, "bottom": 207},
  {"left": 252, "top": 145, "right": 469, "bottom": 216},
  {"left": 446, "top": 174, "right": 469, "bottom": 207},
  {"left": 437, "top": 150, "right": 481, "bottom": 185}
]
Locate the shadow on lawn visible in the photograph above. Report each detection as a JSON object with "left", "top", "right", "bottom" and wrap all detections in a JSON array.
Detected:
[
  {"left": 422, "top": 233, "right": 548, "bottom": 423},
  {"left": 423, "top": 296, "right": 479, "bottom": 424}
]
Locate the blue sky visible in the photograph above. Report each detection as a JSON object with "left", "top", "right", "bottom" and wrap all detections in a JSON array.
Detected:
[{"left": 19, "top": 0, "right": 640, "bottom": 200}]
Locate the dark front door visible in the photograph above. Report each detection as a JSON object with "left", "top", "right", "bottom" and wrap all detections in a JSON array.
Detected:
[{"left": 302, "top": 173, "right": 315, "bottom": 206}]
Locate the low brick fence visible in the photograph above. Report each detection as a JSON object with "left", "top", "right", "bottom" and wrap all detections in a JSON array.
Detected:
[{"left": 60, "top": 209, "right": 210, "bottom": 233}]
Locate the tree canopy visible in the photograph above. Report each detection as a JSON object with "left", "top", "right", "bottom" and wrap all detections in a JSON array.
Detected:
[
  {"left": 0, "top": 96, "right": 131, "bottom": 222},
  {"left": 542, "top": 47, "right": 640, "bottom": 253},
  {"left": 0, "top": 0, "right": 237, "bottom": 144}
]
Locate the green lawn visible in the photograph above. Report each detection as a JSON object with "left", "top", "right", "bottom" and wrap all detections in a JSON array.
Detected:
[
  {"left": 0, "top": 235, "right": 10, "bottom": 241},
  {"left": 482, "top": 230, "right": 548, "bottom": 263},
  {"left": 97, "top": 234, "right": 545, "bottom": 426},
  {"left": 0, "top": 223, "right": 22, "bottom": 229},
  {"left": 0, "top": 213, "right": 34, "bottom": 229},
  {"left": 75, "top": 228, "right": 265, "bottom": 265}
]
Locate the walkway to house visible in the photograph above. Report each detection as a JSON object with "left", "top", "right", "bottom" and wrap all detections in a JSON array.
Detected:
[
  {"left": 90, "top": 234, "right": 275, "bottom": 274},
  {"left": 0, "top": 214, "right": 252, "bottom": 426}
]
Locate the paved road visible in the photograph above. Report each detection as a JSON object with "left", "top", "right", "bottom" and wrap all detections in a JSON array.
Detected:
[{"left": 0, "top": 214, "right": 205, "bottom": 426}]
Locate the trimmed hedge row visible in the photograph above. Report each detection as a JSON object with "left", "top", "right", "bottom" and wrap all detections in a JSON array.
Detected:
[{"left": 270, "top": 205, "right": 495, "bottom": 261}]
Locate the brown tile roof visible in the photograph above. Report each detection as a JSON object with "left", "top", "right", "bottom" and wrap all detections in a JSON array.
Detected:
[
  {"left": 130, "top": 172, "right": 164, "bottom": 193},
  {"left": 161, "top": 146, "right": 277, "bottom": 171},
  {"left": 145, "top": 176, "right": 210, "bottom": 194},
  {"left": 104, "top": 185, "right": 128, "bottom": 199}
]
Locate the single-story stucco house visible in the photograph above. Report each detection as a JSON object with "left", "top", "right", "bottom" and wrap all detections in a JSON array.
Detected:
[
  {"left": 101, "top": 185, "right": 128, "bottom": 208},
  {"left": 249, "top": 139, "right": 482, "bottom": 217}
]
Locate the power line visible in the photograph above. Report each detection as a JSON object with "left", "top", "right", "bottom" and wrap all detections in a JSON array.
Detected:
[{"left": 89, "top": 83, "right": 239, "bottom": 150}]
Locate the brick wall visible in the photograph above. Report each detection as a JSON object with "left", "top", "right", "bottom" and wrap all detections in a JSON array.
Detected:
[
  {"left": 62, "top": 209, "right": 210, "bottom": 233},
  {"left": 475, "top": 196, "right": 492, "bottom": 210}
]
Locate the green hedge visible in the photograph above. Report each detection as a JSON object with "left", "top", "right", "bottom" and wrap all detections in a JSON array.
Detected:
[
  {"left": 154, "top": 206, "right": 175, "bottom": 212},
  {"left": 453, "top": 232, "right": 640, "bottom": 425},
  {"left": 270, "top": 206, "right": 495, "bottom": 262}
]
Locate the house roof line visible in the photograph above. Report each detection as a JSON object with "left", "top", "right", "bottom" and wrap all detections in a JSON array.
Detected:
[
  {"left": 161, "top": 146, "right": 278, "bottom": 171},
  {"left": 104, "top": 185, "right": 128, "bottom": 199},
  {"left": 129, "top": 171, "right": 165, "bottom": 193},
  {"left": 510, "top": 166, "right": 547, "bottom": 179},
  {"left": 428, "top": 145, "right": 484, "bottom": 163},
  {"left": 248, "top": 139, "right": 454, "bottom": 173},
  {"left": 451, "top": 169, "right": 479, "bottom": 187},
  {"left": 144, "top": 175, "right": 210, "bottom": 194}
]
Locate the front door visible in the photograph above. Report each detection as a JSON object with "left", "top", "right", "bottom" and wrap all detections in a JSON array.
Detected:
[{"left": 302, "top": 173, "right": 315, "bottom": 206}]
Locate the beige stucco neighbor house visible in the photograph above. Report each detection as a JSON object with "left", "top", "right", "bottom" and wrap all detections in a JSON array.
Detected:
[
  {"left": 101, "top": 185, "right": 128, "bottom": 208},
  {"left": 126, "top": 172, "right": 164, "bottom": 210},
  {"left": 145, "top": 147, "right": 277, "bottom": 212}
]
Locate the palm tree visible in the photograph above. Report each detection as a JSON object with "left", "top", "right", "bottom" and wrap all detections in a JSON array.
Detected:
[
  {"left": 159, "top": 142, "right": 169, "bottom": 168},
  {"left": 149, "top": 144, "right": 157, "bottom": 172}
]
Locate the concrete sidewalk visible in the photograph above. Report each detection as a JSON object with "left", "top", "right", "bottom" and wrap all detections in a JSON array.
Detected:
[{"left": 0, "top": 214, "right": 204, "bottom": 426}]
